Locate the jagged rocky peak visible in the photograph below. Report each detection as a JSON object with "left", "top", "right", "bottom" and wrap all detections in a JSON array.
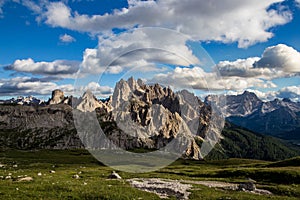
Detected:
[
  {"left": 222, "top": 91, "right": 262, "bottom": 117},
  {"left": 108, "top": 77, "right": 216, "bottom": 159},
  {"left": 49, "top": 89, "right": 65, "bottom": 105},
  {"left": 76, "top": 89, "right": 104, "bottom": 112}
]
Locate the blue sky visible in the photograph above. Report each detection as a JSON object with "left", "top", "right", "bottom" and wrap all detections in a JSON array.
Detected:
[{"left": 0, "top": 0, "right": 300, "bottom": 101}]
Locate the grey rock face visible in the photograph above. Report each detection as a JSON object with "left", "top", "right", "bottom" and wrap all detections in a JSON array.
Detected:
[
  {"left": 49, "top": 89, "right": 65, "bottom": 105},
  {"left": 0, "top": 78, "right": 220, "bottom": 160},
  {"left": 214, "top": 92, "right": 300, "bottom": 139}
]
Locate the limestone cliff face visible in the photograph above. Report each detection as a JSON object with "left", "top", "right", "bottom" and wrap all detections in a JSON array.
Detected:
[
  {"left": 0, "top": 78, "right": 217, "bottom": 159},
  {"left": 107, "top": 77, "right": 216, "bottom": 159},
  {"left": 49, "top": 89, "right": 65, "bottom": 105}
]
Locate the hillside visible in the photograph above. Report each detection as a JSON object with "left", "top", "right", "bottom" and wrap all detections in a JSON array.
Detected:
[{"left": 207, "top": 123, "right": 299, "bottom": 161}]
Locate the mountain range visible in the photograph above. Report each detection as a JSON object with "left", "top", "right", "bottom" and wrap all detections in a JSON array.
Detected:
[
  {"left": 206, "top": 91, "right": 300, "bottom": 141},
  {"left": 0, "top": 77, "right": 299, "bottom": 161}
]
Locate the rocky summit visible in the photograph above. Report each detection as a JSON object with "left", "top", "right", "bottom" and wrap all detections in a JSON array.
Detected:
[
  {"left": 0, "top": 78, "right": 298, "bottom": 160},
  {"left": 0, "top": 78, "right": 221, "bottom": 160},
  {"left": 74, "top": 77, "right": 221, "bottom": 159}
]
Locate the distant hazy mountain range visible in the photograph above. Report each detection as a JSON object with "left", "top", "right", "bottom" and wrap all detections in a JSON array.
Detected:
[
  {"left": 0, "top": 78, "right": 299, "bottom": 160},
  {"left": 206, "top": 91, "right": 300, "bottom": 141}
]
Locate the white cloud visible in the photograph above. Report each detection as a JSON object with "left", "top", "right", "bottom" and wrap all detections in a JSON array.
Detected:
[
  {"left": 150, "top": 66, "right": 276, "bottom": 91},
  {"left": 0, "top": 77, "right": 113, "bottom": 98},
  {"left": 0, "top": 77, "right": 74, "bottom": 96},
  {"left": 41, "top": 0, "right": 291, "bottom": 48},
  {"left": 229, "top": 86, "right": 300, "bottom": 102},
  {"left": 21, "top": 0, "right": 42, "bottom": 14},
  {"left": 215, "top": 44, "right": 300, "bottom": 79},
  {"left": 276, "top": 86, "right": 300, "bottom": 101},
  {"left": 84, "top": 82, "right": 113, "bottom": 96},
  {"left": 80, "top": 28, "right": 200, "bottom": 74},
  {"left": 5, "top": 58, "right": 80, "bottom": 78},
  {"left": 59, "top": 33, "right": 76, "bottom": 43},
  {"left": 254, "top": 44, "right": 300, "bottom": 73}
]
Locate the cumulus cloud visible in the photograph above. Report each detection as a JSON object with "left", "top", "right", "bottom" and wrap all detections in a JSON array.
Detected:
[
  {"left": 5, "top": 58, "right": 80, "bottom": 78},
  {"left": 254, "top": 44, "right": 300, "bottom": 73},
  {"left": 227, "top": 86, "right": 300, "bottom": 102},
  {"left": 215, "top": 44, "right": 300, "bottom": 79},
  {"left": 59, "top": 33, "right": 76, "bottom": 43},
  {"left": 80, "top": 28, "right": 200, "bottom": 74},
  {"left": 0, "top": 77, "right": 113, "bottom": 98},
  {"left": 83, "top": 82, "right": 113, "bottom": 96},
  {"left": 276, "top": 86, "right": 300, "bottom": 101},
  {"left": 150, "top": 67, "right": 276, "bottom": 91},
  {"left": 40, "top": 0, "right": 292, "bottom": 48},
  {"left": 0, "top": 77, "right": 74, "bottom": 96}
]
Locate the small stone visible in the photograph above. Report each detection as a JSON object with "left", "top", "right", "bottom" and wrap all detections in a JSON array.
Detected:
[
  {"left": 49, "top": 170, "right": 56, "bottom": 174},
  {"left": 13, "top": 164, "right": 18, "bottom": 168},
  {"left": 5, "top": 176, "right": 12, "bottom": 179},
  {"left": 72, "top": 174, "right": 80, "bottom": 179},
  {"left": 108, "top": 171, "right": 122, "bottom": 179},
  {"left": 17, "top": 177, "right": 33, "bottom": 182},
  {"left": 83, "top": 182, "right": 87, "bottom": 185},
  {"left": 37, "top": 172, "right": 42, "bottom": 176}
]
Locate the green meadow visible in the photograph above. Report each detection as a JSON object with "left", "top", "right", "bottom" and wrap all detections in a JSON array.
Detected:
[{"left": 1, "top": 149, "right": 300, "bottom": 200}]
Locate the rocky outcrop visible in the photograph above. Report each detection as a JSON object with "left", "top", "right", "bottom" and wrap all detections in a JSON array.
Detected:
[
  {"left": 76, "top": 90, "right": 103, "bottom": 112},
  {"left": 107, "top": 77, "right": 221, "bottom": 158},
  {"left": 0, "top": 78, "right": 222, "bottom": 159},
  {"left": 49, "top": 89, "right": 65, "bottom": 105},
  {"left": 0, "top": 104, "right": 83, "bottom": 149}
]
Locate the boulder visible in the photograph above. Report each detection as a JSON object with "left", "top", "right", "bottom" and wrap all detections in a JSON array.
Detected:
[{"left": 17, "top": 177, "right": 33, "bottom": 182}]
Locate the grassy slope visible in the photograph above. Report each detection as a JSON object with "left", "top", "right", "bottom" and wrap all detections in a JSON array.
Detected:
[
  {"left": 0, "top": 150, "right": 300, "bottom": 200},
  {"left": 206, "top": 123, "right": 299, "bottom": 161}
]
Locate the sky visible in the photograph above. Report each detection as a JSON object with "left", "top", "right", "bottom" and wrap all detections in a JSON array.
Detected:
[{"left": 0, "top": 0, "right": 300, "bottom": 101}]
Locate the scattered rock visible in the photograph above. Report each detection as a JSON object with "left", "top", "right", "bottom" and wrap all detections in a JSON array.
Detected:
[
  {"left": 0, "top": 163, "right": 5, "bottom": 168},
  {"left": 49, "top": 170, "right": 56, "bottom": 174},
  {"left": 13, "top": 164, "right": 18, "bottom": 168},
  {"left": 238, "top": 181, "right": 256, "bottom": 191},
  {"left": 72, "top": 174, "right": 80, "bottom": 179},
  {"left": 17, "top": 177, "right": 33, "bottom": 182},
  {"left": 5, "top": 176, "right": 12, "bottom": 180},
  {"left": 128, "top": 178, "right": 192, "bottom": 200},
  {"left": 253, "top": 189, "right": 272, "bottom": 195},
  {"left": 37, "top": 172, "right": 42, "bottom": 176},
  {"left": 108, "top": 171, "right": 122, "bottom": 179}
]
